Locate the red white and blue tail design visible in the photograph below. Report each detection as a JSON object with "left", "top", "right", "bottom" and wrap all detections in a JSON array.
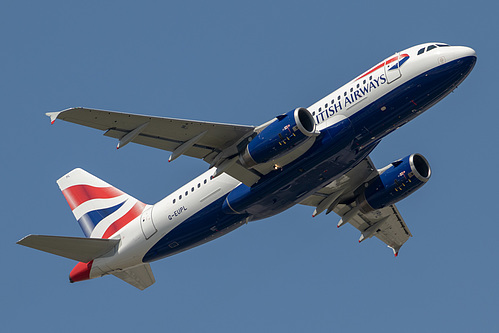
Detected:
[{"left": 57, "top": 168, "right": 147, "bottom": 238}]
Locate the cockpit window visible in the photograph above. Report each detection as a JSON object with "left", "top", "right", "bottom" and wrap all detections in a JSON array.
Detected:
[{"left": 418, "top": 44, "right": 450, "bottom": 56}]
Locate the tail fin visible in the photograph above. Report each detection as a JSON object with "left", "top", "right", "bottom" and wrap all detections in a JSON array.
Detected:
[{"left": 57, "top": 168, "right": 146, "bottom": 238}]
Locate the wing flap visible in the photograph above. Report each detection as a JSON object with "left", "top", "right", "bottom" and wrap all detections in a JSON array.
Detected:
[
  {"left": 17, "top": 235, "right": 120, "bottom": 262},
  {"left": 104, "top": 128, "right": 214, "bottom": 159},
  {"left": 335, "top": 203, "right": 412, "bottom": 255},
  {"left": 112, "top": 263, "right": 155, "bottom": 290}
]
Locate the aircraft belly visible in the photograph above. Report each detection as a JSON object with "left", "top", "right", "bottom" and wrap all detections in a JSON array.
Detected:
[
  {"left": 247, "top": 145, "right": 375, "bottom": 220},
  {"left": 142, "top": 141, "right": 364, "bottom": 263},
  {"left": 142, "top": 196, "right": 247, "bottom": 262},
  {"left": 142, "top": 142, "right": 372, "bottom": 263}
]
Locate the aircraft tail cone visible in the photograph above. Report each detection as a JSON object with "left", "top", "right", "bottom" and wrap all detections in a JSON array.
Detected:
[{"left": 69, "top": 261, "right": 93, "bottom": 283}]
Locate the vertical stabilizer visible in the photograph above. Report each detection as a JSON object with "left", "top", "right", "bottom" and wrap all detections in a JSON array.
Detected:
[{"left": 57, "top": 168, "right": 146, "bottom": 238}]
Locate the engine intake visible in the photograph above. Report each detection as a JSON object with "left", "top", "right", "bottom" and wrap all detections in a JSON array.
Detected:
[
  {"left": 239, "top": 107, "right": 317, "bottom": 168},
  {"left": 357, "top": 153, "right": 431, "bottom": 213}
]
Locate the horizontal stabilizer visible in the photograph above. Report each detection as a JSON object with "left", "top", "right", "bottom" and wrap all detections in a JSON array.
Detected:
[
  {"left": 17, "top": 235, "right": 119, "bottom": 263},
  {"left": 112, "top": 264, "right": 155, "bottom": 290}
]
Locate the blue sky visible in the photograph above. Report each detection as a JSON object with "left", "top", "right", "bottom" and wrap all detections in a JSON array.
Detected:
[{"left": 4, "top": 1, "right": 497, "bottom": 332}]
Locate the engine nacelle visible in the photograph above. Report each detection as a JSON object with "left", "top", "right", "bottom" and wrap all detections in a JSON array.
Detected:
[
  {"left": 356, "top": 153, "right": 431, "bottom": 213},
  {"left": 239, "top": 108, "right": 317, "bottom": 168}
]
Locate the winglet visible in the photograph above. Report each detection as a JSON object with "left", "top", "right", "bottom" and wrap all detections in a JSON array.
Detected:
[
  {"left": 389, "top": 245, "right": 401, "bottom": 257},
  {"left": 46, "top": 111, "right": 63, "bottom": 124}
]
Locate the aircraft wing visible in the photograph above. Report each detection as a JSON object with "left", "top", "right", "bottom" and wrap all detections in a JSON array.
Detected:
[
  {"left": 47, "top": 107, "right": 262, "bottom": 185},
  {"left": 48, "top": 107, "right": 254, "bottom": 160},
  {"left": 300, "top": 157, "right": 412, "bottom": 255}
]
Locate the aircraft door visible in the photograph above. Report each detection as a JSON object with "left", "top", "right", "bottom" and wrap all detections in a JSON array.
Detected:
[
  {"left": 384, "top": 52, "right": 402, "bottom": 84},
  {"left": 140, "top": 207, "right": 157, "bottom": 240}
]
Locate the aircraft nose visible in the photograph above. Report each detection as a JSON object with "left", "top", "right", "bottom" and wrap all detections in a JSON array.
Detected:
[
  {"left": 453, "top": 46, "right": 477, "bottom": 60},
  {"left": 461, "top": 46, "right": 476, "bottom": 58}
]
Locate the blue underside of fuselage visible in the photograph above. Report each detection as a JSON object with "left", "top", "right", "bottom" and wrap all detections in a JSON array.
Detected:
[{"left": 142, "top": 56, "right": 476, "bottom": 263}]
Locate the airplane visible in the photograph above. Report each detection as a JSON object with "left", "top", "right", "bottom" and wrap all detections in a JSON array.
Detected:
[{"left": 17, "top": 42, "right": 476, "bottom": 290}]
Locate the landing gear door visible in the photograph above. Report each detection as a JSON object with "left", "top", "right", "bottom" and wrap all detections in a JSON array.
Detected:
[
  {"left": 384, "top": 52, "right": 402, "bottom": 84},
  {"left": 140, "top": 206, "right": 157, "bottom": 240}
]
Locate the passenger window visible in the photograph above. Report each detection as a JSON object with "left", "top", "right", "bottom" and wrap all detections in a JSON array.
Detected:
[
  {"left": 204, "top": 179, "right": 207, "bottom": 184},
  {"left": 185, "top": 191, "right": 188, "bottom": 196},
  {"left": 173, "top": 199, "right": 176, "bottom": 204},
  {"left": 179, "top": 195, "right": 182, "bottom": 200},
  {"left": 427, "top": 45, "right": 437, "bottom": 52},
  {"left": 417, "top": 48, "right": 425, "bottom": 55},
  {"left": 198, "top": 183, "right": 201, "bottom": 188},
  {"left": 191, "top": 187, "right": 194, "bottom": 192}
]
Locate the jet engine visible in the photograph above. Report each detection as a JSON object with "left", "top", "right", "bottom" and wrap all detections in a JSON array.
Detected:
[
  {"left": 239, "top": 108, "right": 317, "bottom": 168},
  {"left": 356, "top": 153, "right": 431, "bottom": 213}
]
